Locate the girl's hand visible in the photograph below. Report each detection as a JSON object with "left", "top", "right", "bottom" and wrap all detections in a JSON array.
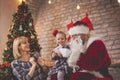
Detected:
[
  {"left": 57, "top": 52, "right": 63, "bottom": 58},
  {"left": 51, "top": 51, "right": 58, "bottom": 58},
  {"left": 52, "top": 51, "right": 62, "bottom": 58}
]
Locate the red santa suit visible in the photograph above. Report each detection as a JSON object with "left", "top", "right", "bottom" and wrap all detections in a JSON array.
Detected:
[
  {"left": 67, "top": 15, "right": 113, "bottom": 80},
  {"left": 69, "top": 36, "right": 113, "bottom": 80}
]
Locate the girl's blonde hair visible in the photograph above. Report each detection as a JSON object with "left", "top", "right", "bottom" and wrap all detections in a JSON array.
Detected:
[{"left": 13, "top": 36, "right": 28, "bottom": 59}]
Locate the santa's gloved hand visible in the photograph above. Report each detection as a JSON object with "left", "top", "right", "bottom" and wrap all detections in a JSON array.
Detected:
[{"left": 73, "top": 66, "right": 80, "bottom": 73}]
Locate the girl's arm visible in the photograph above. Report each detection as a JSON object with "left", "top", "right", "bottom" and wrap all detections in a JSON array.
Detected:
[{"left": 51, "top": 51, "right": 62, "bottom": 60}]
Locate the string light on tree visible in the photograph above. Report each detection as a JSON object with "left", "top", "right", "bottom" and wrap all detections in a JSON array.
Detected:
[{"left": 29, "top": 22, "right": 32, "bottom": 27}]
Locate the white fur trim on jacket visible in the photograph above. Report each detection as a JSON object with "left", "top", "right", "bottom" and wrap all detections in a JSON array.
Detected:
[
  {"left": 67, "top": 36, "right": 101, "bottom": 67},
  {"left": 86, "top": 36, "right": 101, "bottom": 49},
  {"left": 69, "top": 25, "right": 89, "bottom": 35}
]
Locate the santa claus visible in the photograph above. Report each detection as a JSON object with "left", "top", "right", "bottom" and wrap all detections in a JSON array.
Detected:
[{"left": 67, "top": 15, "right": 113, "bottom": 80}]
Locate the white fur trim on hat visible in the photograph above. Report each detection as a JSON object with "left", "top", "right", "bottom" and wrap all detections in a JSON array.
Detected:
[{"left": 69, "top": 25, "right": 89, "bottom": 35}]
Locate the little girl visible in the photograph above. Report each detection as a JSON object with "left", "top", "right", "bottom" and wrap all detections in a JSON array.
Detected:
[{"left": 47, "top": 30, "right": 71, "bottom": 80}]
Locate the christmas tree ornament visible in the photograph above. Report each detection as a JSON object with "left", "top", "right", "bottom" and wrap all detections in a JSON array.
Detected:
[
  {"left": 2, "top": 55, "right": 4, "bottom": 59},
  {"left": 17, "top": 9, "right": 22, "bottom": 14},
  {"left": 29, "top": 22, "right": 32, "bottom": 27},
  {"left": 4, "top": 48, "right": 7, "bottom": 51},
  {"left": 24, "top": 30, "right": 27, "bottom": 33},
  {"left": 10, "top": 25, "right": 14, "bottom": 30},
  {"left": 8, "top": 38, "right": 14, "bottom": 42},
  {"left": 31, "top": 35, "right": 35, "bottom": 38},
  {"left": 19, "top": 25, "right": 23, "bottom": 30},
  {"left": 24, "top": 13, "right": 27, "bottom": 16},
  {"left": 11, "top": 35, "right": 14, "bottom": 38}
]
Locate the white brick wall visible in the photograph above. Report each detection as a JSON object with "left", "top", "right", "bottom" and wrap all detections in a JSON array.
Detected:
[{"left": 28, "top": 0, "right": 120, "bottom": 79}]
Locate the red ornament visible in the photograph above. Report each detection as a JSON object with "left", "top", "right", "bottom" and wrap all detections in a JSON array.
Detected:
[
  {"left": 6, "top": 55, "right": 10, "bottom": 58},
  {"left": 0, "top": 64, "right": 4, "bottom": 68},
  {"left": 20, "top": 17, "right": 26, "bottom": 21},
  {"left": 10, "top": 46, "right": 13, "bottom": 49},
  {"left": 17, "top": 9, "right": 22, "bottom": 14},
  {"left": 5, "top": 73, "right": 9, "bottom": 77},
  {"left": 16, "top": 36, "right": 21, "bottom": 38},
  {"left": 28, "top": 37, "right": 32, "bottom": 41},
  {"left": 0, "top": 62, "right": 11, "bottom": 69},
  {"left": 8, "top": 38, "right": 14, "bottom": 42},
  {"left": 5, "top": 62, "right": 11, "bottom": 67}
]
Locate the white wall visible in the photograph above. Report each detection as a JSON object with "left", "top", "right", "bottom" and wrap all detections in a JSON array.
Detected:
[{"left": 0, "top": 0, "right": 21, "bottom": 63}]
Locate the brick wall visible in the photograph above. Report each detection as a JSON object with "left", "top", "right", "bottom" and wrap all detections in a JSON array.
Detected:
[
  {"left": 28, "top": 0, "right": 120, "bottom": 79},
  {"left": 27, "top": 0, "right": 41, "bottom": 22},
  {"left": 1, "top": 0, "right": 119, "bottom": 63},
  {"left": 109, "top": 64, "right": 120, "bottom": 80},
  {"left": 31, "top": 0, "right": 120, "bottom": 64}
]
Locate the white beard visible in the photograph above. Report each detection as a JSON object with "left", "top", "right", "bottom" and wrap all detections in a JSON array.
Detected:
[{"left": 67, "top": 37, "right": 84, "bottom": 67}]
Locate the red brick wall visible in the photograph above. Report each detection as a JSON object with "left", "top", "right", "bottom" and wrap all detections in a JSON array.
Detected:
[{"left": 28, "top": 0, "right": 120, "bottom": 65}]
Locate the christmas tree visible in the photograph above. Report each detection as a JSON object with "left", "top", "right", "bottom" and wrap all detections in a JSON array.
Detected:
[{"left": 0, "top": 1, "right": 41, "bottom": 80}]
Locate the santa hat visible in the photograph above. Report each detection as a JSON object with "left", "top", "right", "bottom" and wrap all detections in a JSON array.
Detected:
[
  {"left": 67, "top": 35, "right": 71, "bottom": 42},
  {"left": 67, "top": 20, "right": 74, "bottom": 30},
  {"left": 81, "top": 13, "right": 94, "bottom": 30},
  {"left": 67, "top": 20, "right": 73, "bottom": 42},
  {"left": 68, "top": 14, "right": 94, "bottom": 35}
]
